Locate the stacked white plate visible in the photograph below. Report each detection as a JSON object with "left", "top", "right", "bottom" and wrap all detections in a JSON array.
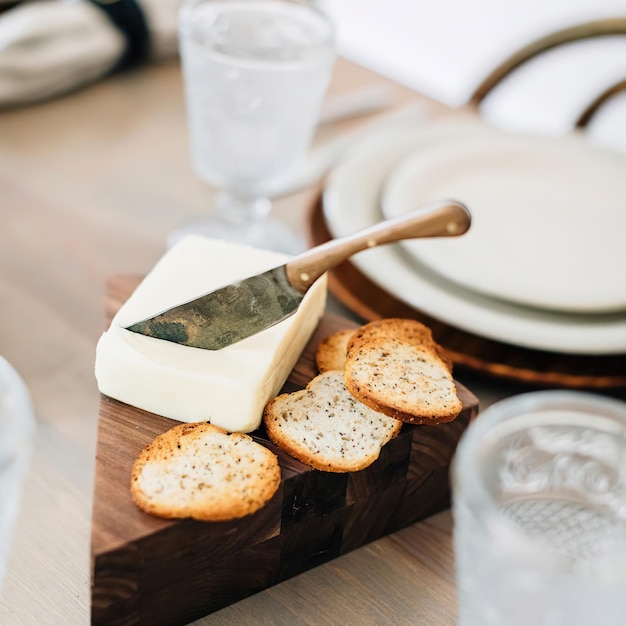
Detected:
[{"left": 322, "top": 116, "right": 626, "bottom": 355}]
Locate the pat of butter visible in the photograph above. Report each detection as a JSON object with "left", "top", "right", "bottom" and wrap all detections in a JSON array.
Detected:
[{"left": 95, "top": 236, "right": 326, "bottom": 432}]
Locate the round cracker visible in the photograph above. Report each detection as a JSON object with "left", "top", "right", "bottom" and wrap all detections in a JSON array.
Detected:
[
  {"left": 264, "top": 371, "right": 402, "bottom": 473},
  {"left": 344, "top": 336, "right": 461, "bottom": 424},
  {"left": 347, "top": 318, "right": 453, "bottom": 371},
  {"left": 315, "top": 328, "right": 355, "bottom": 373},
  {"left": 131, "top": 422, "right": 280, "bottom": 522}
]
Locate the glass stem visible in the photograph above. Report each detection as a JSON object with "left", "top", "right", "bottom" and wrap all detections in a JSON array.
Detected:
[{"left": 214, "top": 191, "right": 271, "bottom": 225}]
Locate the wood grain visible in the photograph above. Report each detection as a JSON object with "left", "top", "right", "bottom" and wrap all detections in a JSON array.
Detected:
[{"left": 91, "top": 275, "right": 479, "bottom": 625}]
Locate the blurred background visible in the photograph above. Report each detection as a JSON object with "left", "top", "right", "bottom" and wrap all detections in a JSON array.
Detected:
[
  {"left": 1, "top": 0, "right": 625, "bottom": 150},
  {"left": 322, "top": 0, "right": 626, "bottom": 150}
]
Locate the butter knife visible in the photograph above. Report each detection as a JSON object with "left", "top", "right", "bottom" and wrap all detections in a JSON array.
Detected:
[{"left": 126, "top": 200, "right": 471, "bottom": 350}]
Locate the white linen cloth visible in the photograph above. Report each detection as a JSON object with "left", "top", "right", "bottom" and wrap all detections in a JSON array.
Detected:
[
  {"left": 0, "top": 0, "right": 180, "bottom": 107},
  {"left": 321, "top": 0, "right": 626, "bottom": 151}
]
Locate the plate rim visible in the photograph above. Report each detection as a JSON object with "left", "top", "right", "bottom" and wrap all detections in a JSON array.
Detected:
[
  {"left": 322, "top": 122, "right": 626, "bottom": 355},
  {"left": 380, "top": 130, "right": 626, "bottom": 313},
  {"left": 308, "top": 195, "right": 626, "bottom": 389}
]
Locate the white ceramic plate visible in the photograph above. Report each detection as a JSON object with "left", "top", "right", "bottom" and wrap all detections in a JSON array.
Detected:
[
  {"left": 381, "top": 131, "right": 626, "bottom": 313},
  {"left": 322, "top": 120, "right": 626, "bottom": 355}
]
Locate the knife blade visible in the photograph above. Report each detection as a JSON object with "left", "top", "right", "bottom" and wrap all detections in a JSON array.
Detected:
[{"left": 125, "top": 199, "right": 471, "bottom": 350}]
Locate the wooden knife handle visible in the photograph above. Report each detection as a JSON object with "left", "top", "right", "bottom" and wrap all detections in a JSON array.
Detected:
[{"left": 285, "top": 199, "right": 471, "bottom": 293}]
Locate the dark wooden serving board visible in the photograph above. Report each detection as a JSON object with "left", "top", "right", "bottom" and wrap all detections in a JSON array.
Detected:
[{"left": 91, "top": 275, "right": 479, "bottom": 626}]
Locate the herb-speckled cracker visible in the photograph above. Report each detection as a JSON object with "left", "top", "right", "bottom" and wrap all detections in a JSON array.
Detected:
[
  {"left": 344, "top": 335, "right": 461, "bottom": 424},
  {"left": 263, "top": 371, "right": 402, "bottom": 473},
  {"left": 131, "top": 422, "right": 281, "bottom": 521},
  {"left": 315, "top": 328, "right": 355, "bottom": 373},
  {"left": 347, "top": 318, "right": 454, "bottom": 371}
]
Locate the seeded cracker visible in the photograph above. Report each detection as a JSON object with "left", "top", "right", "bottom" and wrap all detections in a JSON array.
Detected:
[
  {"left": 347, "top": 318, "right": 454, "bottom": 371},
  {"left": 131, "top": 423, "right": 281, "bottom": 521},
  {"left": 315, "top": 328, "right": 355, "bottom": 373},
  {"left": 264, "top": 371, "right": 402, "bottom": 472},
  {"left": 345, "top": 335, "right": 461, "bottom": 424}
]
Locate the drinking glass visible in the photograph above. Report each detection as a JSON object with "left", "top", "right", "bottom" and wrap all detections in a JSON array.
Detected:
[
  {"left": 0, "top": 356, "right": 34, "bottom": 587},
  {"left": 172, "top": 0, "right": 336, "bottom": 253},
  {"left": 453, "top": 391, "right": 626, "bottom": 626}
]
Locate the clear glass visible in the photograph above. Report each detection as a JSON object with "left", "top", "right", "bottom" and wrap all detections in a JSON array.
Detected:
[
  {"left": 0, "top": 356, "right": 34, "bottom": 588},
  {"left": 453, "top": 391, "right": 626, "bottom": 626},
  {"left": 173, "top": 0, "right": 336, "bottom": 253}
]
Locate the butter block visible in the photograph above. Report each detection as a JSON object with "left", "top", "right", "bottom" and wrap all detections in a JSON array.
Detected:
[{"left": 95, "top": 236, "right": 327, "bottom": 432}]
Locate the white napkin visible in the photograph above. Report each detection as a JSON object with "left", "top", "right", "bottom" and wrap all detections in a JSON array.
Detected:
[
  {"left": 321, "top": 0, "right": 626, "bottom": 151},
  {"left": 0, "top": 0, "right": 181, "bottom": 108}
]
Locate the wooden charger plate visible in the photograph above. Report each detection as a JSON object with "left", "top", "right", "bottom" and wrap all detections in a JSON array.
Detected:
[
  {"left": 307, "top": 195, "right": 626, "bottom": 389},
  {"left": 91, "top": 275, "right": 478, "bottom": 625}
]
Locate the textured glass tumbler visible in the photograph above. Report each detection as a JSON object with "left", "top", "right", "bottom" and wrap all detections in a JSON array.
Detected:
[
  {"left": 0, "top": 357, "right": 34, "bottom": 587},
  {"left": 453, "top": 391, "right": 626, "bottom": 626}
]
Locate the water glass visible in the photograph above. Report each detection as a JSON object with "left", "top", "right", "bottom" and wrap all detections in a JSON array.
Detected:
[
  {"left": 0, "top": 356, "right": 34, "bottom": 587},
  {"left": 453, "top": 391, "right": 626, "bottom": 626},
  {"left": 174, "top": 0, "right": 335, "bottom": 252}
]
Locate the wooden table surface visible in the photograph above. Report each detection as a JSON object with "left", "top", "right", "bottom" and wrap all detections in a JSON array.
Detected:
[{"left": 0, "top": 56, "right": 529, "bottom": 625}]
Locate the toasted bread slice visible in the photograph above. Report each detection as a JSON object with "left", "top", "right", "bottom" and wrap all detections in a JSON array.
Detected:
[
  {"left": 347, "top": 318, "right": 453, "bottom": 371},
  {"left": 263, "top": 371, "right": 402, "bottom": 473},
  {"left": 344, "top": 336, "right": 461, "bottom": 424},
  {"left": 131, "top": 422, "right": 280, "bottom": 521},
  {"left": 315, "top": 328, "right": 354, "bottom": 373}
]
